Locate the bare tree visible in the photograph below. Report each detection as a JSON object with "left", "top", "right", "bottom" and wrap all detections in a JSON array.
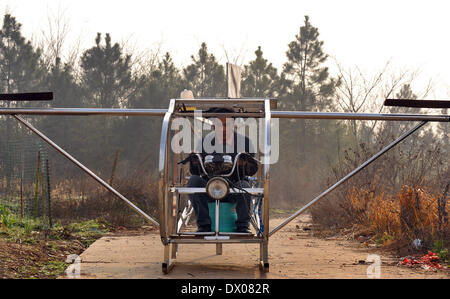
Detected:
[
  {"left": 221, "top": 42, "right": 249, "bottom": 67},
  {"left": 37, "top": 5, "right": 82, "bottom": 72},
  {"left": 333, "top": 58, "right": 433, "bottom": 147},
  {"left": 120, "top": 36, "right": 164, "bottom": 77}
]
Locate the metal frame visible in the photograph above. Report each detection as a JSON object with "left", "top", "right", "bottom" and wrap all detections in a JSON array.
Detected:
[
  {"left": 158, "top": 100, "right": 176, "bottom": 272},
  {"left": 0, "top": 97, "right": 448, "bottom": 275},
  {"left": 1, "top": 107, "right": 448, "bottom": 122},
  {"left": 155, "top": 99, "right": 274, "bottom": 274},
  {"left": 261, "top": 100, "right": 271, "bottom": 270}
]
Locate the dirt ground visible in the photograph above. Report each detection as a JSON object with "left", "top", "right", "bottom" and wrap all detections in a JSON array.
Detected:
[
  {"left": 0, "top": 238, "right": 85, "bottom": 279},
  {"left": 75, "top": 214, "right": 449, "bottom": 279}
]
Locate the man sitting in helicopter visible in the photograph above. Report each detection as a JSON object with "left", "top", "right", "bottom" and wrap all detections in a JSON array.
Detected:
[{"left": 186, "top": 107, "right": 258, "bottom": 233}]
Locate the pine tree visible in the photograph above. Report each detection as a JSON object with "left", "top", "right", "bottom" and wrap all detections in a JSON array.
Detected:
[
  {"left": 0, "top": 14, "right": 45, "bottom": 102},
  {"left": 272, "top": 16, "right": 342, "bottom": 207},
  {"left": 77, "top": 33, "right": 137, "bottom": 174},
  {"left": 0, "top": 14, "right": 46, "bottom": 136},
  {"left": 183, "top": 42, "right": 225, "bottom": 97},
  {"left": 134, "top": 52, "right": 183, "bottom": 109},
  {"left": 80, "top": 33, "right": 134, "bottom": 108},
  {"left": 119, "top": 52, "right": 184, "bottom": 167},
  {"left": 39, "top": 57, "right": 84, "bottom": 167},
  {"left": 0, "top": 14, "right": 46, "bottom": 190},
  {"left": 280, "top": 15, "right": 339, "bottom": 156},
  {"left": 44, "top": 57, "right": 81, "bottom": 107},
  {"left": 241, "top": 46, "right": 279, "bottom": 97},
  {"left": 282, "top": 15, "right": 337, "bottom": 111}
]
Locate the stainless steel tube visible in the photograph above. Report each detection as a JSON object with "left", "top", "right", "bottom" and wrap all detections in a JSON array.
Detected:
[
  {"left": 261, "top": 100, "right": 271, "bottom": 267},
  {"left": 158, "top": 100, "right": 176, "bottom": 243},
  {"left": 0, "top": 108, "right": 166, "bottom": 116},
  {"left": 272, "top": 111, "right": 449, "bottom": 122},
  {"left": 268, "top": 121, "right": 428, "bottom": 237},
  {"left": 215, "top": 200, "right": 220, "bottom": 235},
  {"left": 0, "top": 108, "right": 448, "bottom": 122},
  {"left": 12, "top": 115, "right": 160, "bottom": 227}
]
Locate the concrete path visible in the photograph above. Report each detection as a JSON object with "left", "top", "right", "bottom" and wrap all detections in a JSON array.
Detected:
[{"left": 76, "top": 216, "right": 448, "bottom": 279}]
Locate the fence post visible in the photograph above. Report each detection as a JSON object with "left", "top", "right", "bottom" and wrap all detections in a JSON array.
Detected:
[
  {"left": 33, "top": 151, "right": 41, "bottom": 219},
  {"left": 45, "top": 158, "right": 52, "bottom": 227}
]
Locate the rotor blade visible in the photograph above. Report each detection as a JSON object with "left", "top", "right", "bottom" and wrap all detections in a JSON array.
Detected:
[
  {"left": 0, "top": 92, "right": 53, "bottom": 101},
  {"left": 384, "top": 99, "right": 450, "bottom": 109}
]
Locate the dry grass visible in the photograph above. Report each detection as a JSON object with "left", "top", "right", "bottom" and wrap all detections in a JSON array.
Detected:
[
  {"left": 312, "top": 183, "right": 449, "bottom": 253},
  {"left": 51, "top": 174, "right": 158, "bottom": 228}
]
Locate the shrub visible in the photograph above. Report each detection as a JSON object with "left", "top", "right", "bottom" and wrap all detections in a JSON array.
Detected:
[{"left": 311, "top": 183, "right": 449, "bottom": 252}]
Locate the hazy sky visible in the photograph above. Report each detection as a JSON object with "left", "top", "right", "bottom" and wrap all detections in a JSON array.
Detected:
[{"left": 1, "top": 0, "right": 449, "bottom": 99}]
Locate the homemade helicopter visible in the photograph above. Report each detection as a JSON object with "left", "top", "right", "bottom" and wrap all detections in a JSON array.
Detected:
[{"left": 0, "top": 64, "right": 448, "bottom": 274}]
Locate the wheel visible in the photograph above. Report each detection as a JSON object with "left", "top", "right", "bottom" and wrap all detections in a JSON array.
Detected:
[
  {"left": 162, "top": 263, "right": 169, "bottom": 274},
  {"left": 259, "top": 262, "right": 270, "bottom": 273}
]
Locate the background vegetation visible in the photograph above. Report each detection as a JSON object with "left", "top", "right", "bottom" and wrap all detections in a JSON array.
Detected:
[{"left": 0, "top": 13, "right": 448, "bottom": 254}]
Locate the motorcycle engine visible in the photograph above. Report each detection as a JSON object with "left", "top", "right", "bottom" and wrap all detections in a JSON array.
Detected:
[{"left": 204, "top": 154, "right": 233, "bottom": 176}]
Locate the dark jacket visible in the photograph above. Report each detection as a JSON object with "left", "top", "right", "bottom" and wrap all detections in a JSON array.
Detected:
[{"left": 189, "top": 132, "right": 258, "bottom": 180}]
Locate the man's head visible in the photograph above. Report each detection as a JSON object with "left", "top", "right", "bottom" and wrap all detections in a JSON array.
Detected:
[{"left": 205, "top": 108, "right": 235, "bottom": 142}]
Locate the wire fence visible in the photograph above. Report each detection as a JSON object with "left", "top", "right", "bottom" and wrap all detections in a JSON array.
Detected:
[{"left": 0, "top": 132, "right": 52, "bottom": 226}]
